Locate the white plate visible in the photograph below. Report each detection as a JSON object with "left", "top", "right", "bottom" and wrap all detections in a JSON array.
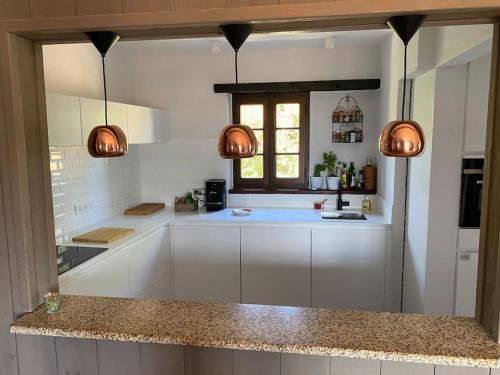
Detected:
[{"left": 232, "top": 209, "right": 252, "bottom": 217}]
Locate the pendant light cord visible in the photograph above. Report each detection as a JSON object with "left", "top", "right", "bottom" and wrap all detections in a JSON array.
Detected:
[
  {"left": 401, "top": 43, "right": 408, "bottom": 121},
  {"left": 235, "top": 50, "right": 239, "bottom": 84},
  {"left": 400, "top": 72, "right": 414, "bottom": 312},
  {"left": 101, "top": 55, "right": 108, "bottom": 126}
]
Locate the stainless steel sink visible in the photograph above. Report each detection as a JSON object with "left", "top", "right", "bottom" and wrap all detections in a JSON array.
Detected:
[{"left": 321, "top": 211, "right": 367, "bottom": 220}]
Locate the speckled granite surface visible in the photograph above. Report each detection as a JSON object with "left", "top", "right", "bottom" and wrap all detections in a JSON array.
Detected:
[{"left": 9, "top": 295, "right": 500, "bottom": 368}]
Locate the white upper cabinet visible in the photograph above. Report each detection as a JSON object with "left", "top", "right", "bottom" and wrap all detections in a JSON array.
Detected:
[
  {"left": 241, "top": 226, "right": 311, "bottom": 307},
  {"left": 463, "top": 55, "right": 490, "bottom": 155},
  {"left": 46, "top": 92, "right": 82, "bottom": 147},
  {"left": 46, "top": 93, "right": 166, "bottom": 146},
  {"left": 127, "top": 104, "right": 168, "bottom": 144},
  {"left": 80, "top": 97, "right": 129, "bottom": 144}
]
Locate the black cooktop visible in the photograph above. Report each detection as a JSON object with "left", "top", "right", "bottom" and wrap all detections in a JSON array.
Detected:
[{"left": 57, "top": 245, "right": 108, "bottom": 275}]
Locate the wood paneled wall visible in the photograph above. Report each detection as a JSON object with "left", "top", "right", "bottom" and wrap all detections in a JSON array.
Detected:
[
  {"left": 0, "top": 0, "right": 498, "bottom": 22},
  {"left": 9, "top": 335, "right": 499, "bottom": 375},
  {"left": 476, "top": 22, "right": 500, "bottom": 341},
  {"left": 1, "top": 0, "right": 500, "bottom": 373}
]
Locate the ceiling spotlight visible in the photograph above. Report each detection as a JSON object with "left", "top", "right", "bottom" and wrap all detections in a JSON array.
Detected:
[
  {"left": 325, "top": 36, "right": 336, "bottom": 50},
  {"left": 210, "top": 40, "right": 222, "bottom": 54}
]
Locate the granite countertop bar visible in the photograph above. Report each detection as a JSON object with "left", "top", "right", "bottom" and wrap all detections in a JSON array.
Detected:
[{"left": 10, "top": 295, "right": 500, "bottom": 368}]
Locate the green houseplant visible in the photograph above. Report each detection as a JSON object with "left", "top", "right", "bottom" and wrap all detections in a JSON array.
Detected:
[
  {"left": 323, "top": 151, "right": 340, "bottom": 190},
  {"left": 310, "top": 163, "right": 325, "bottom": 190}
]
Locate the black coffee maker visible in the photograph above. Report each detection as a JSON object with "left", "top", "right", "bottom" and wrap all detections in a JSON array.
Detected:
[{"left": 205, "top": 179, "right": 226, "bottom": 212}]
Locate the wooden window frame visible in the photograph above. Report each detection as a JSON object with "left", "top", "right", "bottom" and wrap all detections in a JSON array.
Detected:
[{"left": 232, "top": 92, "right": 310, "bottom": 191}]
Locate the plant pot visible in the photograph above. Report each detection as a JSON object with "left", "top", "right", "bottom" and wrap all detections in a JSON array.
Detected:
[
  {"left": 310, "top": 176, "right": 324, "bottom": 190},
  {"left": 327, "top": 176, "right": 340, "bottom": 190}
]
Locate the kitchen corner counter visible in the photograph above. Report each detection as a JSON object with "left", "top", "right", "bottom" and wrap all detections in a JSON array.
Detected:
[{"left": 10, "top": 295, "right": 500, "bottom": 368}]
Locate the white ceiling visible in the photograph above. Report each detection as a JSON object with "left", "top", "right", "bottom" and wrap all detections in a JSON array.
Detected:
[{"left": 116, "top": 29, "right": 390, "bottom": 53}]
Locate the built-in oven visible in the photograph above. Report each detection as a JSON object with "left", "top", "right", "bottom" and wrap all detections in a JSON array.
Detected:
[{"left": 459, "top": 158, "right": 484, "bottom": 228}]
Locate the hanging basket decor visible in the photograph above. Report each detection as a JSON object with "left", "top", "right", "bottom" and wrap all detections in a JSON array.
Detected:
[{"left": 331, "top": 93, "right": 364, "bottom": 144}]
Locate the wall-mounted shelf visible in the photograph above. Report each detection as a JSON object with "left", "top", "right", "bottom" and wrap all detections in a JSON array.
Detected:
[
  {"left": 229, "top": 188, "right": 377, "bottom": 195},
  {"left": 332, "top": 94, "right": 364, "bottom": 144}
]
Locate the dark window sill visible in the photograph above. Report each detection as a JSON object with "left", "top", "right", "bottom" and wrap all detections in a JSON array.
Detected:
[{"left": 229, "top": 188, "right": 377, "bottom": 195}]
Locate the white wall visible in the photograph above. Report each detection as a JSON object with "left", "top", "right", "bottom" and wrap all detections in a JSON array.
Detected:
[
  {"left": 435, "top": 24, "right": 493, "bottom": 67},
  {"left": 43, "top": 40, "right": 382, "bottom": 206},
  {"left": 310, "top": 90, "right": 380, "bottom": 172},
  {"left": 49, "top": 146, "right": 142, "bottom": 243},
  {"left": 403, "top": 70, "right": 436, "bottom": 313},
  {"left": 401, "top": 54, "right": 491, "bottom": 315},
  {"left": 424, "top": 65, "right": 468, "bottom": 315}
]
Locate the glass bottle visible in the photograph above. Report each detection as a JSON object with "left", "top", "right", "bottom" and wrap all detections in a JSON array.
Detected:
[{"left": 362, "top": 195, "right": 372, "bottom": 214}]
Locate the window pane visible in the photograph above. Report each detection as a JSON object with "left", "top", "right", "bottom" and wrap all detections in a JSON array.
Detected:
[
  {"left": 241, "top": 155, "right": 264, "bottom": 179},
  {"left": 276, "top": 103, "right": 300, "bottom": 128},
  {"left": 276, "top": 129, "right": 299, "bottom": 153},
  {"left": 252, "top": 130, "right": 264, "bottom": 154},
  {"left": 276, "top": 155, "right": 299, "bottom": 178},
  {"left": 240, "top": 105, "right": 264, "bottom": 129}
]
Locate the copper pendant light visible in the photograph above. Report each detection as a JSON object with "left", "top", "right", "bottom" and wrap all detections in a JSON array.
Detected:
[
  {"left": 379, "top": 15, "right": 426, "bottom": 157},
  {"left": 217, "top": 24, "right": 258, "bottom": 159},
  {"left": 86, "top": 31, "right": 128, "bottom": 158}
]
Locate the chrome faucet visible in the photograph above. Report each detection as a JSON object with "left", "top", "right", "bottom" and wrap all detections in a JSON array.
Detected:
[{"left": 337, "top": 179, "right": 350, "bottom": 211}]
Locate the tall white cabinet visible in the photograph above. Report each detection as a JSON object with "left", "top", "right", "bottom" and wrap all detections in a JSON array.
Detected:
[
  {"left": 241, "top": 226, "right": 311, "bottom": 307},
  {"left": 172, "top": 225, "right": 241, "bottom": 303},
  {"left": 312, "top": 228, "right": 389, "bottom": 311},
  {"left": 455, "top": 251, "right": 478, "bottom": 317}
]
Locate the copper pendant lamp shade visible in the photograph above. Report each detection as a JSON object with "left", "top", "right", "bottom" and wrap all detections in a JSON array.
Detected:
[
  {"left": 218, "top": 24, "right": 258, "bottom": 159},
  {"left": 88, "top": 125, "right": 128, "bottom": 158},
  {"left": 379, "top": 120, "right": 425, "bottom": 157},
  {"left": 86, "top": 31, "right": 128, "bottom": 158},
  {"left": 379, "top": 15, "right": 426, "bottom": 158},
  {"left": 218, "top": 124, "right": 258, "bottom": 159}
]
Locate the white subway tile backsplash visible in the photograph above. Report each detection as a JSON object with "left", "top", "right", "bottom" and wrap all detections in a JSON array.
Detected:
[
  {"left": 50, "top": 145, "right": 142, "bottom": 242},
  {"left": 137, "top": 138, "right": 379, "bottom": 211},
  {"left": 138, "top": 139, "right": 230, "bottom": 205}
]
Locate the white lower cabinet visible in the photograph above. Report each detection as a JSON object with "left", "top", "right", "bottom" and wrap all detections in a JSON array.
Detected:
[
  {"left": 128, "top": 226, "right": 172, "bottom": 299},
  {"left": 172, "top": 225, "right": 241, "bottom": 303},
  {"left": 60, "top": 226, "right": 172, "bottom": 299},
  {"left": 241, "top": 226, "right": 311, "bottom": 307},
  {"left": 60, "top": 248, "right": 131, "bottom": 298},
  {"left": 312, "top": 228, "right": 388, "bottom": 311}
]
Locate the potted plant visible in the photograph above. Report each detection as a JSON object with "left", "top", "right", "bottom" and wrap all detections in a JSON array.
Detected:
[
  {"left": 310, "top": 164, "right": 325, "bottom": 190},
  {"left": 323, "top": 151, "right": 340, "bottom": 190}
]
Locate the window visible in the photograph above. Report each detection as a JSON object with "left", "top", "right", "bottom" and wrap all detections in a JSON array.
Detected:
[{"left": 232, "top": 92, "right": 309, "bottom": 191}]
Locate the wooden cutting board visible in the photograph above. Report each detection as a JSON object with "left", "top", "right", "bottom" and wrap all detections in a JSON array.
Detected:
[
  {"left": 124, "top": 203, "right": 165, "bottom": 216},
  {"left": 72, "top": 227, "right": 135, "bottom": 244}
]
